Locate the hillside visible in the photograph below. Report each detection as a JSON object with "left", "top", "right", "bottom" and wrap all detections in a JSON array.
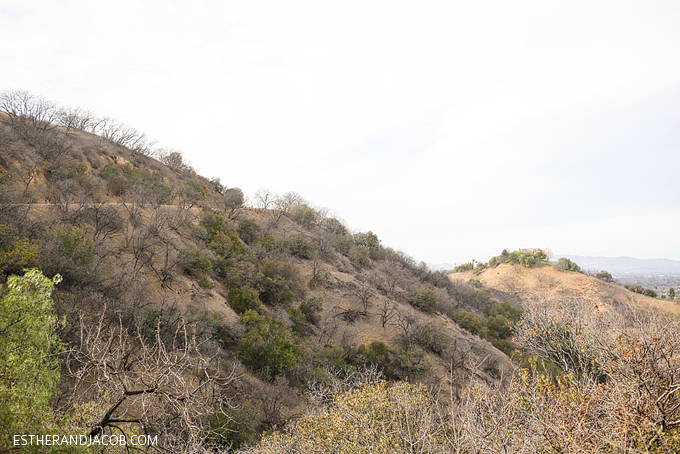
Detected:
[
  {"left": 448, "top": 262, "right": 677, "bottom": 314},
  {"left": 5, "top": 92, "right": 680, "bottom": 453},
  {"left": 0, "top": 91, "right": 513, "bottom": 451}
]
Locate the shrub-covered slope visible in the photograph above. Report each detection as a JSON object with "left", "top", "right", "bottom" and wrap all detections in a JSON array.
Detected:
[{"left": 0, "top": 91, "right": 514, "bottom": 451}]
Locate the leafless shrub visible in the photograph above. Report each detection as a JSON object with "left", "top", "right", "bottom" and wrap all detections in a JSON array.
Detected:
[
  {"left": 65, "top": 311, "right": 238, "bottom": 450},
  {"left": 394, "top": 310, "right": 419, "bottom": 348},
  {"left": 514, "top": 297, "right": 605, "bottom": 381},
  {"left": 309, "top": 255, "right": 329, "bottom": 288},
  {"left": 96, "top": 117, "right": 157, "bottom": 156},
  {"left": 57, "top": 106, "right": 98, "bottom": 133},
  {"left": 346, "top": 272, "right": 377, "bottom": 316},
  {"left": 377, "top": 299, "right": 397, "bottom": 328},
  {"left": 316, "top": 312, "right": 339, "bottom": 347},
  {"left": 253, "top": 188, "right": 277, "bottom": 211},
  {"left": 0, "top": 90, "right": 72, "bottom": 159},
  {"left": 250, "top": 376, "right": 300, "bottom": 432}
]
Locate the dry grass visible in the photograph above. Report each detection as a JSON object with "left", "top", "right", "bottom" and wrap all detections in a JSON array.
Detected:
[{"left": 449, "top": 263, "right": 680, "bottom": 315}]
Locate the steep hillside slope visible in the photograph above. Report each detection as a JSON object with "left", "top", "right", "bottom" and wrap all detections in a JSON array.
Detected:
[{"left": 0, "top": 92, "right": 514, "bottom": 450}]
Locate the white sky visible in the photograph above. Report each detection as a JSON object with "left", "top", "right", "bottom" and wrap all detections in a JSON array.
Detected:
[{"left": 2, "top": 0, "right": 679, "bottom": 265}]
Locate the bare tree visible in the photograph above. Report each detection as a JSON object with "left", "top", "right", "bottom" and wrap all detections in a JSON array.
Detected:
[
  {"left": 378, "top": 300, "right": 398, "bottom": 328},
  {"left": 515, "top": 297, "right": 604, "bottom": 381},
  {"left": 57, "top": 106, "right": 97, "bottom": 133},
  {"left": 309, "top": 254, "right": 328, "bottom": 288},
  {"left": 0, "top": 90, "right": 71, "bottom": 159},
  {"left": 316, "top": 312, "right": 340, "bottom": 348},
  {"left": 0, "top": 90, "right": 58, "bottom": 140},
  {"left": 376, "top": 260, "right": 412, "bottom": 298},
  {"left": 52, "top": 179, "right": 81, "bottom": 221},
  {"left": 94, "top": 117, "right": 156, "bottom": 156},
  {"left": 394, "top": 310, "right": 419, "bottom": 348},
  {"left": 86, "top": 203, "right": 123, "bottom": 242},
  {"left": 350, "top": 274, "right": 375, "bottom": 316},
  {"left": 65, "top": 311, "right": 238, "bottom": 449},
  {"left": 253, "top": 188, "right": 277, "bottom": 211},
  {"left": 277, "top": 191, "right": 306, "bottom": 213},
  {"left": 17, "top": 162, "right": 40, "bottom": 193}
]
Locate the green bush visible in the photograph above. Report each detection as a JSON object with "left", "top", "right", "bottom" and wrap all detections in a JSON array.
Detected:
[
  {"left": 286, "top": 306, "right": 307, "bottom": 337},
  {"left": 468, "top": 278, "right": 483, "bottom": 288},
  {"left": 409, "top": 286, "right": 438, "bottom": 313},
  {"left": 199, "top": 212, "right": 228, "bottom": 237},
  {"left": 348, "top": 341, "right": 394, "bottom": 378},
  {"left": 257, "top": 258, "right": 301, "bottom": 306},
  {"left": 594, "top": 270, "right": 613, "bottom": 282},
  {"left": 299, "top": 297, "right": 323, "bottom": 324},
  {"left": 348, "top": 245, "right": 371, "bottom": 268},
  {"left": 209, "top": 177, "right": 226, "bottom": 195},
  {"left": 238, "top": 219, "right": 261, "bottom": 244},
  {"left": 100, "top": 163, "right": 171, "bottom": 203},
  {"left": 453, "top": 262, "right": 474, "bottom": 272},
  {"left": 625, "top": 284, "right": 657, "bottom": 298},
  {"left": 223, "top": 187, "right": 245, "bottom": 217},
  {"left": 208, "top": 403, "right": 258, "bottom": 450},
  {"left": 0, "top": 223, "right": 38, "bottom": 277},
  {"left": 45, "top": 160, "right": 92, "bottom": 192},
  {"left": 287, "top": 298, "right": 323, "bottom": 337},
  {"left": 452, "top": 310, "right": 488, "bottom": 338},
  {"left": 353, "top": 231, "right": 381, "bottom": 258},
  {"left": 414, "top": 322, "right": 451, "bottom": 354},
  {"left": 392, "top": 347, "right": 431, "bottom": 377},
  {"left": 198, "top": 276, "right": 214, "bottom": 288},
  {"left": 178, "top": 248, "right": 212, "bottom": 277},
  {"left": 557, "top": 257, "right": 581, "bottom": 272},
  {"left": 487, "top": 249, "right": 549, "bottom": 268},
  {"left": 39, "top": 225, "right": 94, "bottom": 285},
  {"left": 220, "top": 259, "right": 258, "bottom": 288},
  {"left": 183, "top": 179, "right": 206, "bottom": 203},
  {"left": 487, "top": 314, "right": 512, "bottom": 339},
  {"left": 228, "top": 287, "right": 261, "bottom": 315},
  {"left": 0, "top": 270, "right": 64, "bottom": 450},
  {"left": 283, "top": 233, "right": 318, "bottom": 259},
  {"left": 237, "top": 310, "right": 302, "bottom": 380},
  {"left": 289, "top": 205, "right": 317, "bottom": 228},
  {"left": 488, "top": 301, "right": 523, "bottom": 321},
  {"left": 209, "top": 229, "right": 246, "bottom": 258},
  {"left": 333, "top": 233, "right": 353, "bottom": 255}
]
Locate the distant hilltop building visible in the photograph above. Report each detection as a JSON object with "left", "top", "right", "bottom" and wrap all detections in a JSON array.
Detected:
[{"left": 519, "top": 248, "right": 541, "bottom": 254}]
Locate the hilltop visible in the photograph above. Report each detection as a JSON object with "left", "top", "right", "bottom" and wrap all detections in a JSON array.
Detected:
[{"left": 448, "top": 262, "right": 676, "bottom": 314}]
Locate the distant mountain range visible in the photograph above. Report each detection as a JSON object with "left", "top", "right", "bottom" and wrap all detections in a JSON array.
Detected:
[
  {"left": 428, "top": 262, "right": 457, "bottom": 272},
  {"left": 554, "top": 255, "right": 680, "bottom": 275}
]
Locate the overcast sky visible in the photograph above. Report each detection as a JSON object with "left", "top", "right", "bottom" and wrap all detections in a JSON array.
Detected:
[{"left": 2, "top": 1, "right": 679, "bottom": 265}]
